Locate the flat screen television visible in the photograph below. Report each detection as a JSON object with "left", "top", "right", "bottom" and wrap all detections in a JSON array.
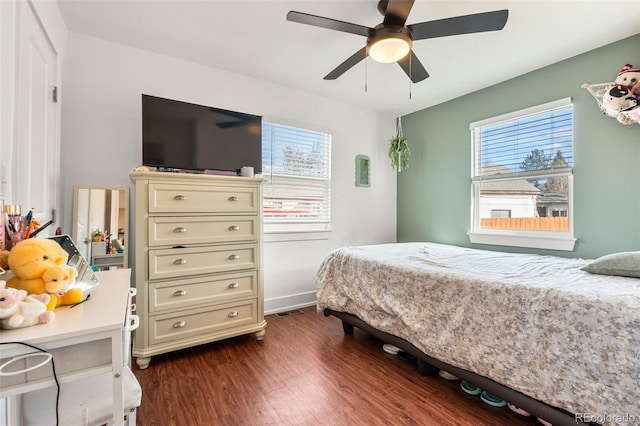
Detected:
[{"left": 142, "top": 94, "right": 262, "bottom": 173}]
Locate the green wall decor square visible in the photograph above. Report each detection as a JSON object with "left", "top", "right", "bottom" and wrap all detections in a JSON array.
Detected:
[{"left": 355, "top": 155, "right": 370, "bottom": 187}]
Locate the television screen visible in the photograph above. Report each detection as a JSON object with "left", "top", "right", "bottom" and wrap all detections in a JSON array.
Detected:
[{"left": 142, "top": 94, "right": 262, "bottom": 173}]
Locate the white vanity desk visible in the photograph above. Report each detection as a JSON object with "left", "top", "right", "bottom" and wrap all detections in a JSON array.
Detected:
[{"left": 0, "top": 269, "right": 139, "bottom": 426}]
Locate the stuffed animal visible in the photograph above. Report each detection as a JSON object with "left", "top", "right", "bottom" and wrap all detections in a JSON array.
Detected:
[
  {"left": 602, "top": 85, "right": 640, "bottom": 125},
  {"left": 609, "top": 64, "right": 640, "bottom": 125},
  {"left": 6, "top": 239, "right": 82, "bottom": 310},
  {"left": 42, "top": 264, "right": 80, "bottom": 306},
  {"left": 615, "top": 64, "right": 640, "bottom": 90},
  {"left": 0, "top": 280, "right": 54, "bottom": 329}
]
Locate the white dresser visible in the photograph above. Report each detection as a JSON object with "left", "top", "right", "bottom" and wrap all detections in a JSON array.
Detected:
[{"left": 130, "top": 171, "right": 266, "bottom": 369}]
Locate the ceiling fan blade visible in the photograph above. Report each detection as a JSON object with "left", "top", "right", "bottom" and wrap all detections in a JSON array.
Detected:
[
  {"left": 324, "top": 47, "right": 368, "bottom": 80},
  {"left": 287, "top": 11, "right": 371, "bottom": 37},
  {"left": 408, "top": 9, "right": 509, "bottom": 40},
  {"left": 397, "top": 50, "right": 429, "bottom": 83},
  {"left": 382, "top": 0, "right": 415, "bottom": 27}
]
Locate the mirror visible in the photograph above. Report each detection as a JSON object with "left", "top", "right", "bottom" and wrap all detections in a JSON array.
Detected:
[{"left": 72, "top": 185, "right": 129, "bottom": 270}]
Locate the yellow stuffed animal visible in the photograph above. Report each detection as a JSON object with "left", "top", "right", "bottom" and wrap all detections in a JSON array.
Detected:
[{"left": 6, "top": 239, "right": 82, "bottom": 310}]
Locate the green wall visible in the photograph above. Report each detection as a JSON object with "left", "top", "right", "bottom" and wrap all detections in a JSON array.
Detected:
[{"left": 398, "top": 34, "right": 640, "bottom": 259}]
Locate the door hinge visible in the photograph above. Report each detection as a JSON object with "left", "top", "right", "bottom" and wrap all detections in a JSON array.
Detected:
[{"left": 52, "top": 86, "right": 58, "bottom": 103}]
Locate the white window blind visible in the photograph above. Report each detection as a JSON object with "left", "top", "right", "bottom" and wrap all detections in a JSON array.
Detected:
[
  {"left": 472, "top": 99, "right": 573, "bottom": 181},
  {"left": 262, "top": 122, "right": 331, "bottom": 232}
]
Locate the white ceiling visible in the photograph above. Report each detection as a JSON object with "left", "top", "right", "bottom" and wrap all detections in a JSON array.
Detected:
[{"left": 57, "top": 0, "right": 640, "bottom": 114}]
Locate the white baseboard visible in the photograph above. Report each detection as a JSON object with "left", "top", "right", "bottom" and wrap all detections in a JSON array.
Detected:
[{"left": 264, "top": 291, "right": 317, "bottom": 315}]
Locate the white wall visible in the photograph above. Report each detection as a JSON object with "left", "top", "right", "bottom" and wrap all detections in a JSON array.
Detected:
[{"left": 62, "top": 32, "right": 398, "bottom": 312}]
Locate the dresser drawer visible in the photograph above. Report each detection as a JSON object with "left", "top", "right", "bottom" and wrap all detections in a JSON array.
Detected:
[
  {"left": 149, "top": 244, "right": 257, "bottom": 280},
  {"left": 149, "top": 271, "right": 257, "bottom": 313},
  {"left": 149, "top": 216, "right": 258, "bottom": 247},
  {"left": 149, "top": 300, "right": 258, "bottom": 345},
  {"left": 148, "top": 183, "right": 258, "bottom": 214}
]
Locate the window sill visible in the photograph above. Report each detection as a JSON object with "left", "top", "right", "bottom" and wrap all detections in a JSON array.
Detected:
[
  {"left": 468, "top": 231, "right": 576, "bottom": 251},
  {"left": 264, "top": 230, "right": 331, "bottom": 243}
]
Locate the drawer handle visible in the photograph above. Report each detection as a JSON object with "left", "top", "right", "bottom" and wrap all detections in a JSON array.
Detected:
[
  {"left": 228, "top": 196, "right": 239, "bottom": 201},
  {"left": 173, "top": 195, "right": 187, "bottom": 201},
  {"left": 173, "top": 321, "right": 186, "bottom": 328},
  {"left": 228, "top": 254, "right": 240, "bottom": 260},
  {"left": 228, "top": 282, "right": 239, "bottom": 289},
  {"left": 228, "top": 225, "right": 240, "bottom": 231},
  {"left": 173, "top": 290, "right": 187, "bottom": 297},
  {"left": 228, "top": 311, "right": 239, "bottom": 318},
  {"left": 173, "top": 258, "right": 188, "bottom": 265},
  {"left": 173, "top": 227, "right": 187, "bottom": 233}
]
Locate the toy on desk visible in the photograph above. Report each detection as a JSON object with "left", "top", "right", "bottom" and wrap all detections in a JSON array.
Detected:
[
  {"left": 6, "top": 239, "right": 82, "bottom": 311},
  {"left": 0, "top": 280, "right": 54, "bottom": 329},
  {"left": 42, "top": 264, "right": 79, "bottom": 301}
]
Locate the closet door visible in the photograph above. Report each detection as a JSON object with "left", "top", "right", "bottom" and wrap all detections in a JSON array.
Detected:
[{"left": 13, "top": 0, "right": 59, "bottom": 227}]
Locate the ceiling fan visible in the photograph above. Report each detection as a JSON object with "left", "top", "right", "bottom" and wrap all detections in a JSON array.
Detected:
[{"left": 287, "top": 0, "right": 508, "bottom": 83}]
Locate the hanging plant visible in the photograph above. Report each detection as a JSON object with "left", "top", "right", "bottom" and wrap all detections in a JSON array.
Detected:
[{"left": 388, "top": 116, "right": 410, "bottom": 172}]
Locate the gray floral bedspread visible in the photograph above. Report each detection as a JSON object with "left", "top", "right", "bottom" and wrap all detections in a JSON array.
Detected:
[{"left": 316, "top": 243, "right": 640, "bottom": 425}]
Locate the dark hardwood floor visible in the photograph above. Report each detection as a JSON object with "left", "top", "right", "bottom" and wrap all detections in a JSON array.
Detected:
[{"left": 132, "top": 307, "right": 539, "bottom": 425}]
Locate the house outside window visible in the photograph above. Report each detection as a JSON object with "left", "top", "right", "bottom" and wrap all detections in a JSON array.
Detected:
[
  {"left": 491, "top": 209, "right": 512, "bottom": 218},
  {"left": 262, "top": 122, "right": 331, "bottom": 234},
  {"left": 469, "top": 98, "right": 575, "bottom": 251}
]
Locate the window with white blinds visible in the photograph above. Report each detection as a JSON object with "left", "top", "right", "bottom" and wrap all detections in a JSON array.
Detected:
[
  {"left": 472, "top": 98, "right": 573, "bottom": 181},
  {"left": 469, "top": 98, "right": 576, "bottom": 251},
  {"left": 262, "top": 122, "right": 331, "bottom": 233}
]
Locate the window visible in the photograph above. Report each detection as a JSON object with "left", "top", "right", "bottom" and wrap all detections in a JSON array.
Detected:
[
  {"left": 491, "top": 209, "right": 511, "bottom": 218},
  {"left": 262, "top": 122, "right": 331, "bottom": 234},
  {"left": 469, "top": 98, "right": 575, "bottom": 251}
]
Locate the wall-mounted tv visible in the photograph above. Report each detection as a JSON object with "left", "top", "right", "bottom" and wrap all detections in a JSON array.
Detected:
[{"left": 142, "top": 94, "right": 262, "bottom": 173}]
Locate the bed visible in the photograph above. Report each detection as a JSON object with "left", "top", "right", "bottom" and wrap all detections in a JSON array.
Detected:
[{"left": 316, "top": 243, "right": 640, "bottom": 426}]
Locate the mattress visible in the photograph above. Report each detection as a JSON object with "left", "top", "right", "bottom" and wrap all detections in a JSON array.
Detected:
[{"left": 316, "top": 243, "right": 640, "bottom": 424}]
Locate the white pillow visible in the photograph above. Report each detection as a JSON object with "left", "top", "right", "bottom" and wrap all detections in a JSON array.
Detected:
[{"left": 581, "top": 251, "right": 640, "bottom": 278}]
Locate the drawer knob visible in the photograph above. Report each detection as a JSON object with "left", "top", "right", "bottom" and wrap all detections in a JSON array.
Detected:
[
  {"left": 173, "top": 227, "right": 187, "bottom": 233},
  {"left": 173, "top": 195, "right": 187, "bottom": 201},
  {"left": 228, "top": 282, "right": 239, "bottom": 289},
  {"left": 228, "top": 196, "right": 239, "bottom": 201},
  {"left": 173, "top": 321, "right": 187, "bottom": 328},
  {"left": 228, "top": 254, "right": 240, "bottom": 260},
  {"left": 173, "top": 258, "right": 188, "bottom": 265},
  {"left": 228, "top": 311, "right": 239, "bottom": 318},
  {"left": 228, "top": 225, "right": 240, "bottom": 231},
  {"left": 173, "top": 289, "right": 187, "bottom": 297}
]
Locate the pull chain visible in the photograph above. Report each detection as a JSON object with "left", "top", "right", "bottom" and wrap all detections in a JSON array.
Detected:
[
  {"left": 365, "top": 57, "right": 368, "bottom": 93},
  {"left": 408, "top": 53, "right": 412, "bottom": 99}
]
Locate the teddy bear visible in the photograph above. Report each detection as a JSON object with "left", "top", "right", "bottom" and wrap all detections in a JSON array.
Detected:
[
  {"left": 0, "top": 280, "right": 55, "bottom": 329},
  {"left": 42, "top": 264, "right": 80, "bottom": 307},
  {"left": 615, "top": 64, "right": 640, "bottom": 91},
  {"left": 6, "top": 239, "right": 82, "bottom": 311},
  {"left": 608, "top": 64, "right": 640, "bottom": 125}
]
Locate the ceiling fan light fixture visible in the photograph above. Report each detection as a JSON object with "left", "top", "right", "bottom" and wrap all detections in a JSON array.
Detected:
[{"left": 367, "top": 27, "right": 412, "bottom": 63}]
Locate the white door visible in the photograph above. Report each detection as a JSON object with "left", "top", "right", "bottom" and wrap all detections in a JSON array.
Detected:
[{"left": 12, "top": 0, "right": 59, "bottom": 229}]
